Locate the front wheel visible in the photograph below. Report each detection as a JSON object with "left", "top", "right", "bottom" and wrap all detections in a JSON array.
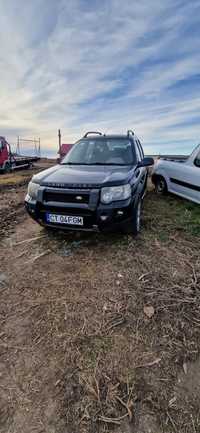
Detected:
[{"left": 122, "top": 198, "right": 142, "bottom": 235}]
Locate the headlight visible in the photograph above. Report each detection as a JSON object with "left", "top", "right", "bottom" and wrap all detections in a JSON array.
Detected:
[
  {"left": 27, "top": 181, "right": 40, "bottom": 200},
  {"left": 101, "top": 184, "right": 131, "bottom": 204}
]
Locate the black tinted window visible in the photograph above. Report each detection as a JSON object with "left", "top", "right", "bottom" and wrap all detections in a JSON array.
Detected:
[
  {"left": 138, "top": 140, "right": 144, "bottom": 159},
  {"left": 135, "top": 140, "right": 142, "bottom": 162}
]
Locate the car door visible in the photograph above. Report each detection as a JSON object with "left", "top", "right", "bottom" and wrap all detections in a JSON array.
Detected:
[
  {"left": 0, "top": 138, "right": 7, "bottom": 167},
  {"left": 191, "top": 149, "right": 200, "bottom": 203},
  {"left": 134, "top": 140, "right": 147, "bottom": 195},
  {"left": 166, "top": 151, "right": 200, "bottom": 204}
]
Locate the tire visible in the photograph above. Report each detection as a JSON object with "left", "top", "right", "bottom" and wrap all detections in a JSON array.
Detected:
[
  {"left": 154, "top": 175, "right": 167, "bottom": 194},
  {"left": 27, "top": 163, "right": 33, "bottom": 169},
  {"left": 122, "top": 198, "right": 142, "bottom": 235},
  {"left": 4, "top": 162, "right": 11, "bottom": 173}
]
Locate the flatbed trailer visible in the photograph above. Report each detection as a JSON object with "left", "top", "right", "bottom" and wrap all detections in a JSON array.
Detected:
[
  {"left": 10, "top": 154, "right": 40, "bottom": 170},
  {"left": 0, "top": 136, "right": 40, "bottom": 173}
]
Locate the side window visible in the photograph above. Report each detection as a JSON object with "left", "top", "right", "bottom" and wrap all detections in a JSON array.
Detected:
[
  {"left": 135, "top": 140, "right": 142, "bottom": 162},
  {"left": 0, "top": 139, "right": 4, "bottom": 151},
  {"left": 138, "top": 140, "right": 144, "bottom": 159},
  {"left": 194, "top": 150, "right": 200, "bottom": 167}
]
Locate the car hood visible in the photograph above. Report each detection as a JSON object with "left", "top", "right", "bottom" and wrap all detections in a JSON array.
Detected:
[{"left": 32, "top": 164, "right": 136, "bottom": 187}]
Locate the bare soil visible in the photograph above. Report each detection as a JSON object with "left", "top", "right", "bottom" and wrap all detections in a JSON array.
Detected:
[{"left": 0, "top": 163, "right": 200, "bottom": 433}]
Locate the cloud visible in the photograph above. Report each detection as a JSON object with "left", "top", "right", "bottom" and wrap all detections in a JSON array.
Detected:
[{"left": 0, "top": 0, "right": 199, "bottom": 156}]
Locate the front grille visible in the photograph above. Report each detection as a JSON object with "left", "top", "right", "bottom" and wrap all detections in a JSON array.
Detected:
[
  {"left": 43, "top": 190, "right": 90, "bottom": 204},
  {"left": 40, "top": 205, "right": 92, "bottom": 216}
]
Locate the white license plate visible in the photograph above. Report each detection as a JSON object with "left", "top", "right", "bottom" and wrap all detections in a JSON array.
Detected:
[{"left": 46, "top": 213, "right": 83, "bottom": 226}]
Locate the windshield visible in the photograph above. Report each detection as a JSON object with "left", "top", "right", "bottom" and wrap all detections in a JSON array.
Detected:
[{"left": 61, "top": 138, "right": 136, "bottom": 166}]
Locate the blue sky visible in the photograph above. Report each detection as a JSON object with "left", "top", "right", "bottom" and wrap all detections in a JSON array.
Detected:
[{"left": 0, "top": 0, "right": 200, "bottom": 156}]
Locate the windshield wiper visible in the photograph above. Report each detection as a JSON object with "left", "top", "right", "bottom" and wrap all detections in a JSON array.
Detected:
[
  {"left": 91, "top": 162, "right": 132, "bottom": 166},
  {"left": 61, "top": 162, "right": 91, "bottom": 165},
  {"left": 61, "top": 162, "right": 132, "bottom": 166}
]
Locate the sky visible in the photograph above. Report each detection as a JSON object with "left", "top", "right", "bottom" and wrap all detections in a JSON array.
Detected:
[{"left": 0, "top": 0, "right": 200, "bottom": 157}]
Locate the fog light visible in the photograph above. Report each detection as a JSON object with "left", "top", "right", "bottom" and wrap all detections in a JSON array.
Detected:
[
  {"left": 100, "top": 215, "right": 108, "bottom": 221},
  {"left": 117, "top": 210, "right": 124, "bottom": 216}
]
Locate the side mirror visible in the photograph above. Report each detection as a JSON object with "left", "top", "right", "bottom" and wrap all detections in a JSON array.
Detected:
[{"left": 137, "top": 157, "right": 154, "bottom": 168}]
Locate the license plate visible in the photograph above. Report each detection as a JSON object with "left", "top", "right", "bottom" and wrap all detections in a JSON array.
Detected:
[{"left": 46, "top": 213, "right": 83, "bottom": 226}]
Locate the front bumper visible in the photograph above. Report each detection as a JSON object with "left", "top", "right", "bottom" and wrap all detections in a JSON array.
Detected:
[{"left": 25, "top": 187, "right": 135, "bottom": 232}]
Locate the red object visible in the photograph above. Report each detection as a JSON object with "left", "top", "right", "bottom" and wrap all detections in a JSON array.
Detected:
[
  {"left": 58, "top": 143, "right": 73, "bottom": 161},
  {"left": 0, "top": 137, "right": 9, "bottom": 167}
]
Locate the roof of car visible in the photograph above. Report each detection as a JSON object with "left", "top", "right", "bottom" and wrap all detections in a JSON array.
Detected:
[{"left": 81, "top": 134, "right": 137, "bottom": 140}]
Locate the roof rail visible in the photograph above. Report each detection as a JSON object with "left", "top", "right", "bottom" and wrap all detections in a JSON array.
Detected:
[
  {"left": 83, "top": 131, "right": 103, "bottom": 138},
  {"left": 127, "top": 130, "right": 134, "bottom": 137}
]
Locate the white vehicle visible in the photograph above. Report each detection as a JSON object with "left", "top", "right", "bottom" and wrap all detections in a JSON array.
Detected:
[{"left": 152, "top": 144, "right": 200, "bottom": 204}]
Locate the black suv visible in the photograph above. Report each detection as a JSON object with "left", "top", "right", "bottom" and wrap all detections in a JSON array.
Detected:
[{"left": 25, "top": 131, "right": 153, "bottom": 234}]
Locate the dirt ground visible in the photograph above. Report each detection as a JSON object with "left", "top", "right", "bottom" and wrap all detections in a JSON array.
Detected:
[{"left": 0, "top": 162, "right": 200, "bottom": 433}]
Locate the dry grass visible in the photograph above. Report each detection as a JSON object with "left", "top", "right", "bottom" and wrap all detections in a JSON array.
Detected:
[{"left": 0, "top": 182, "right": 200, "bottom": 433}]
